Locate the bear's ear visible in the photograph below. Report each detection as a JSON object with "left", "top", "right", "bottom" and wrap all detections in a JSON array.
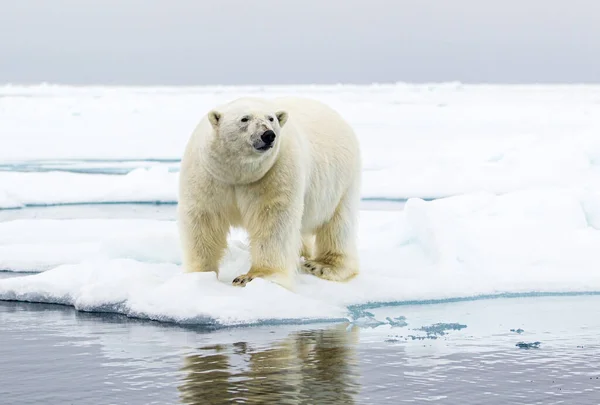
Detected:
[
  {"left": 208, "top": 110, "right": 222, "bottom": 128},
  {"left": 276, "top": 110, "right": 288, "bottom": 127}
]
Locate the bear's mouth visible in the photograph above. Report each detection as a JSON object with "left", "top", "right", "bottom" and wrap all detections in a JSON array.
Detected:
[{"left": 253, "top": 142, "right": 273, "bottom": 152}]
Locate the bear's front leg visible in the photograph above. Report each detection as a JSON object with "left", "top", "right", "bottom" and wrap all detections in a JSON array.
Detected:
[
  {"left": 178, "top": 205, "right": 230, "bottom": 275},
  {"left": 232, "top": 195, "right": 303, "bottom": 290}
]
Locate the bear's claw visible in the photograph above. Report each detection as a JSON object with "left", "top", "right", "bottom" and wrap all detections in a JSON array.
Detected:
[
  {"left": 232, "top": 274, "right": 254, "bottom": 287},
  {"left": 302, "top": 260, "right": 329, "bottom": 278},
  {"left": 301, "top": 259, "right": 358, "bottom": 282}
]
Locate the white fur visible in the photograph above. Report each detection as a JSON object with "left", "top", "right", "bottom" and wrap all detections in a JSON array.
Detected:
[{"left": 177, "top": 96, "right": 362, "bottom": 289}]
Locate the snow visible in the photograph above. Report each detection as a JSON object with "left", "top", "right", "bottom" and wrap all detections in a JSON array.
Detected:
[
  {"left": 2, "top": 190, "right": 600, "bottom": 326},
  {"left": 0, "top": 218, "right": 182, "bottom": 271},
  {"left": 1, "top": 83, "right": 600, "bottom": 327},
  {"left": 2, "top": 83, "right": 600, "bottom": 206},
  {"left": 2, "top": 133, "right": 598, "bottom": 207},
  {"left": 0, "top": 167, "right": 178, "bottom": 208}
]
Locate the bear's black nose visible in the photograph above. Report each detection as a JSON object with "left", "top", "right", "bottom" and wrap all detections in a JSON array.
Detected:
[{"left": 261, "top": 130, "right": 276, "bottom": 145}]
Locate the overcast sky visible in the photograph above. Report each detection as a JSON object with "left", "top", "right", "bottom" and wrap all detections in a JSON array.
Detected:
[{"left": 1, "top": 0, "right": 599, "bottom": 85}]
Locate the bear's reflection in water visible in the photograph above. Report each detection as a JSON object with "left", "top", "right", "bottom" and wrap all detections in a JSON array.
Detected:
[{"left": 178, "top": 323, "right": 360, "bottom": 404}]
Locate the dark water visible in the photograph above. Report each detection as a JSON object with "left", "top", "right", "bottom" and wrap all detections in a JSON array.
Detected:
[{"left": 2, "top": 296, "right": 600, "bottom": 405}]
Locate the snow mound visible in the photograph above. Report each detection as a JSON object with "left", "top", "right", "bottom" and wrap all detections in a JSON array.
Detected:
[
  {"left": 0, "top": 190, "right": 23, "bottom": 209},
  {"left": 0, "top": 218, "right": 182, "bottom": 271},
  {"left": 0, "top": 167, "right": 178, "bottom": 208}
]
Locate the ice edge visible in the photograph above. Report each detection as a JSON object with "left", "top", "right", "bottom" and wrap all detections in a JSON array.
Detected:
[{"left": 1, "top": 290, "right": 599, "bottom": 330}]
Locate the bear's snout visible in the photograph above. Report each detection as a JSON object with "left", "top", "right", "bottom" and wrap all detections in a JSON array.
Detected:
[
  {"left": 261, "top": 130, "right": 276, "bottom": 145},
  {"left": 253, "top": 130, "right": 276, "bottom": 152}
]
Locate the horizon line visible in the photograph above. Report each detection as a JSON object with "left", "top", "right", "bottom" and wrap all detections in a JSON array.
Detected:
[{"left": 2, "top": 80, "right": 600, "bottom": 88}]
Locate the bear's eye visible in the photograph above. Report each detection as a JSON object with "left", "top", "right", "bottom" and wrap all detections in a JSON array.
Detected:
[
  {"left": 268, "top": 116, "right": 274, "bottom": 122},
  {"left": 241, "top": 117, "right": 249, "bottom": 123}
]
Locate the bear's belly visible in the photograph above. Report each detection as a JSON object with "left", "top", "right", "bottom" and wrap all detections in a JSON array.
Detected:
[{"left": 300, "top": 189, "right": 342, "bottom": 233}]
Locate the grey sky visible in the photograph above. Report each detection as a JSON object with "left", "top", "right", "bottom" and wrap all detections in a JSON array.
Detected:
[{"left": 1, "top": 0, "right": 599, "bottom": 85}]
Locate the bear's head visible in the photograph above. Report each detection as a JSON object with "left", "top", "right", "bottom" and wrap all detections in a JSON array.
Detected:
[
  {"left": 201, "top": 98, "right": 289, "bottom": 184},
  {"left": 207, "top": 100, "right": 288, "bottom": 157}
]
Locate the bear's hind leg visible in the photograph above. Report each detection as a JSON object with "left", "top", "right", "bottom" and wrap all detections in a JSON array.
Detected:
[
  {"left": 302, "top": 190, "right": 360, "bottom": 282},
  {"left": 301, "top": 233, "right": 315, "bottom": 260}
]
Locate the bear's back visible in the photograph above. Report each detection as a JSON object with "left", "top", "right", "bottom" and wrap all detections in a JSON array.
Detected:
[{"left": 273, "top": 97, "right": 361, "bottom": 232}]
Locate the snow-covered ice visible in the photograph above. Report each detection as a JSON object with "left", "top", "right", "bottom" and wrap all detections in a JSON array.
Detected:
[
  {"left": 1, "top": 190, "right": 599, "bottom": 326},
  {"left": 1, "top": 83, "right": 600, "bottom": 327},
  {"left": 0, "top": 218, "right": 182, "bottom": 271},
  {"left": 2, "top": 83, "right": 600, "bottom": 206},
  {"left": 0, "top": 167, "right": 178, "bottom": 209}
]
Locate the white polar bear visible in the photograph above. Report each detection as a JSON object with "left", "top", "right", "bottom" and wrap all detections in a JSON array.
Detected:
[{"left": 177, "top": 96, "right": 362, "bottom": 289}]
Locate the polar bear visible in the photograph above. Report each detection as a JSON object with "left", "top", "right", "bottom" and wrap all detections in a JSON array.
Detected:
[{"left": 177, "top": 96, "right": 361, "bottom": 289}]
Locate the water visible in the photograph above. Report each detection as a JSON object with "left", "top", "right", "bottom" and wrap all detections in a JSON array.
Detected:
[
  {"left": 2, "top": 290, "right": 600, "bottom": 404},
  {"left": 1, "top": 205, "right": 600, "bottom": 404}
]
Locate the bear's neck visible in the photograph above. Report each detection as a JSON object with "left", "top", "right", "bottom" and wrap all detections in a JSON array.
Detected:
[{"left": 202, "top": 138, "right": 279, "bottom": 185}]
